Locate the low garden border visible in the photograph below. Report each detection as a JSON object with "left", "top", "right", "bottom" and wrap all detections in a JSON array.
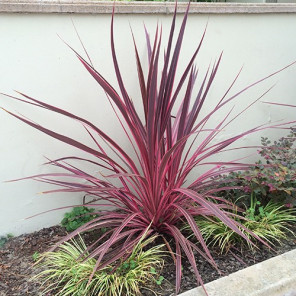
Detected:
[{"left": 179, "top": 249, "right": 296, "bottom": 296}]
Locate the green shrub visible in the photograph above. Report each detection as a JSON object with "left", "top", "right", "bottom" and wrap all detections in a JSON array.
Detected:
[
  {"left": 34, "top": 235, "right": 164, "bottom": 296},
  {"left": 256, "top": 128, "right": 296, "bottom": 204},
  {"left": 61, "top": 206, "right": 98, "bottom": 232}
]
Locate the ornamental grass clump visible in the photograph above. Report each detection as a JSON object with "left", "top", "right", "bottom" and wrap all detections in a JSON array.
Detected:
[
  {"left": 34, "top": 235, "right": 164, "bottom": 296},
  {"left": 2, "top": 3, "right": 296, "bottom": 294},
  {"left": 192, "top": 201, "right": 296, "bottom": 253}
]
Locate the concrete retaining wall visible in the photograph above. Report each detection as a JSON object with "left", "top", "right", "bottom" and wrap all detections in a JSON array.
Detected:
[{"left": 179, "top": 249, "right": 296, "bottom": 296}]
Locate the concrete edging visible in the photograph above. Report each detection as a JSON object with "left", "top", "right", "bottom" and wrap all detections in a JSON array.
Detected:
[
  {"left": 179, "top": 249, "right": 296, "bottom": 296},
  {"left": 0, "top": 1, "right": 296, "bottom": 14}
]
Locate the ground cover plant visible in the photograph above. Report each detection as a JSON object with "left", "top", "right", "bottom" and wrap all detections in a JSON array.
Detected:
[
  {"left": 34, "top": 234, "right": 164, "bottom": 296},
  {"left": 0, "top": 233, "right": 13, "bottom": 248},
  {"left": 2, "top": 2, "right": 296, "bottom": 295},
  {"left": 61, "top": 206, "right": 98, "bottom": 232},
  {"left": 191, "top": 200, "right": 296, "bottom": 253}
]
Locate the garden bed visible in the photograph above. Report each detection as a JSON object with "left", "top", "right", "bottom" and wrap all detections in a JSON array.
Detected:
[{"left": 1, "top": 224, "right": 295, "bottom": 296}]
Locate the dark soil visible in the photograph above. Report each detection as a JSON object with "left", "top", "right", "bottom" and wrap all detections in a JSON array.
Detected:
[{"left": 1, "top": 225, "right": 296, "bottom": 296}]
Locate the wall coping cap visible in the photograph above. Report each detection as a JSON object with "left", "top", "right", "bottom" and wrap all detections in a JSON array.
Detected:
[{"left": 1, "top": 1, "right": 296, "bottom": 14}]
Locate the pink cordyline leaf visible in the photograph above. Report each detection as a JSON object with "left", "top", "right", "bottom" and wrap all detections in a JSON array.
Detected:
[
  {"left": 2, "top": 2, "right": 296, "bottom": 294},
  {"left": 262, "top": 101, "right": 296, "bottom": 108}
]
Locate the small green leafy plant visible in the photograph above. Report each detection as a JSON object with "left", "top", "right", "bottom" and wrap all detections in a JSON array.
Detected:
[
  {"left": 0, "top": 233, "right": 13, "bottom": 248},
  {"left": 34, "top": 234, "right": 164, "bottom": 296},
  {"left": 245, "top": 192, "right": 271, "bottom": 222},
  {"left": 61, "top": 206, "right": 97, "bottom": 232},
  {"left": 32, "top": 251, "right": 40, "bottom": 262},
  {"left": 150, "top": 267, "right": 165, "bottom": 285},
  {"left": 155, "top": 275, "right": 165, "bottom": 286}
]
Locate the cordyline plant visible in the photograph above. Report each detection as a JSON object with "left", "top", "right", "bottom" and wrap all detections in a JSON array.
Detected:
[{"left": 2, "top": 3, "right": 296, "bottom": 294}]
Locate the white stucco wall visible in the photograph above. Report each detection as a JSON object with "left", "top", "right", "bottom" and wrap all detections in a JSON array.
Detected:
[{"left": 0, "top": 3, "right": 295, "bottom": 236}]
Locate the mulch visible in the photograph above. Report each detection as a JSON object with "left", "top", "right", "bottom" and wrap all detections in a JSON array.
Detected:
[{"left": 0, "top": 225, "right": 295, "bottom": 296}]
